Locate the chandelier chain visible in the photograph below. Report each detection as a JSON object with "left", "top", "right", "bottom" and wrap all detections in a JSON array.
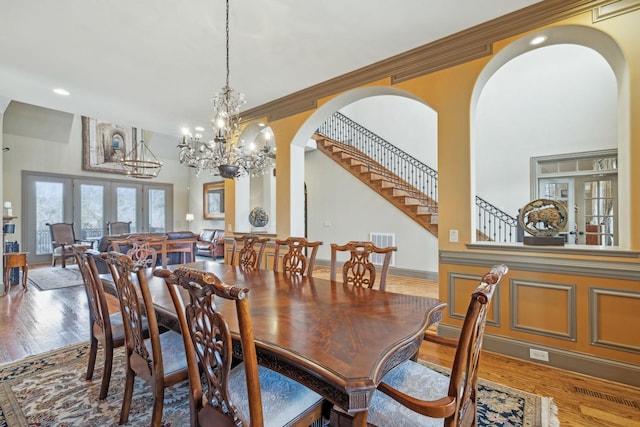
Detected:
[
  {"left": 176, "top": 0, "right": 275, "bottom": 179},
  {"left": 225, "top": 0, "right": 230, "bottom": 89}
]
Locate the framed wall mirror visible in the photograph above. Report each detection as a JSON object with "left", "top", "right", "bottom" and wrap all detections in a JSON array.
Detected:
[{"left": 203, "top": 182, "right": 225, "bottom": 219}]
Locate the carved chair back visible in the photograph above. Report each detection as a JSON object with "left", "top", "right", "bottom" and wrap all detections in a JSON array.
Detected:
[
  {"left": 110, "top": 235, "right": 167, "bottom": 269},
  {"left": 330, "top": 241, "right": 397, "bottom": 291},
  {"left": 273, "top": 237, "right": 322, "bottom": 277},
  {"left": 72, "top": 245, "right": 124, "bottom": 399},
  {"left": 157, "top": 266, "right": 323, "bottom": 427},
  {"left": 160, "top": 267, "right": 255, "bottom": 426},
  {"left": 231, "top": 235, "right": 269, "bottom": 269},
  {"left": 102, "top": 251, "right": 188, "bottom": 426}
]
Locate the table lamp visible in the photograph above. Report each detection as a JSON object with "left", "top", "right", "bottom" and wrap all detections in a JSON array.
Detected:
[{"left": 3, "top": 201, "right": 12, "bottom": 217}]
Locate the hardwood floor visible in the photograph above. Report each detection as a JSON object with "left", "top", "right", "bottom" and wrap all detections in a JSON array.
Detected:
[{"left": 1, "top": 263, "right": 639, "bottom": 425}]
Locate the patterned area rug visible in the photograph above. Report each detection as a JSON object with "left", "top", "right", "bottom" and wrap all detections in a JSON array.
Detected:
[
  {"left": 420, "top": 360, "right": 558, "bottom": 427},
  {"left": 27, "top": 265, "right": 84, "bottom": 291},
  {"left": 0, "top": 343, "right": 557, "bottom": 426}
]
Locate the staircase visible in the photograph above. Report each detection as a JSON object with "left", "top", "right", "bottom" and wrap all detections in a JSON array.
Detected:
[
  {"left": 315, "top": 112, "right": 520, "bottom": 243},
  {"left": 313, "top": 134, "right": 439, "bottom": 237}
]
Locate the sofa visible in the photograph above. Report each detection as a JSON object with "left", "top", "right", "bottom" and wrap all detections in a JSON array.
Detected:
[
  {"left": 91, "top": 231, "right": 197, "bottom": 273},
  {"left": 196, "top": 229, "right": 225, "bottom": 258}
]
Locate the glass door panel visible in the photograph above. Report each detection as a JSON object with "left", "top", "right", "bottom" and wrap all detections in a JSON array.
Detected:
[
  {"left": 35, "top": 181, "right": 65, "bottom": 255},
  {"left": 538, "top": 178, "right": 574, "bottom": 243},
  {"left": 24, "top": 174, "right": 73, "bottom": 263},
  {"left": 581, "top": 177, "right": 616, "bottom": 246},
  {"left": 147, "top": 188, "right": 166, "bottom": 232},
  {"left": 115, "top": 185, "right": 139, "bottom": 233},
  {"left": 78, "top": 183, "right": 105, "bottom": 240}
]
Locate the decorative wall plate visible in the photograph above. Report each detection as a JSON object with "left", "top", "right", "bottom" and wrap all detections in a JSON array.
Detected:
[{"left": 249, "top": 207, "right": 269, "bottom": 227}]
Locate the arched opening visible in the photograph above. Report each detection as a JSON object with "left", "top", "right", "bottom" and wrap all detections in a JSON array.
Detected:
[
  {"left": 471, "top": 25, "right": 629, "bottom": 247},
  {"left": 291, "top": 87, "right": 440, "bottom": 275}
]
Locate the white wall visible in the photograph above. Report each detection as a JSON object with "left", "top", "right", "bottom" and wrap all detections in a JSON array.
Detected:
[
  {"left": 339, "top": 95, "right": 438, "bottom": 168},
  {"left": 305, "top": 150, "right": 439, "bottom": 275},
  {"left": 475, "top": 44, "right": 617, "bottom": 218}
]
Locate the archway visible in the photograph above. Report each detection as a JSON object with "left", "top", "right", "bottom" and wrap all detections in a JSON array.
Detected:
[
  {"left": 290, "top": 87, "right": 440, "bottom": 274},
  {"left": 289, "top": 86, "right": 432, "bottom": 236},
  {"left": 470, "top": 25, "right": 629, "bottom": 247}
]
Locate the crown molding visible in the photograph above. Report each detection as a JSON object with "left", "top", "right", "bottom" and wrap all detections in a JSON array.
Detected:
[
  {"left": 593, "top": 0, "right": 640, "bottom": 22},
  {"left": 242, "top": 0, "right": 613, "bottom": 122}
]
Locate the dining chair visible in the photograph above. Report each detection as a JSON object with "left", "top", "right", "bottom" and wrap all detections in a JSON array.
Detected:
[
  {"left": 46, "top": 222, "right": 94, "bottom": 268},
  {"left": 156, "top": 266, "right": 325, "bottom": 427},
  {"left": 272, "top": 236, "right": 322, "bottom": 277},
  {"left": 230, "top": 235, "right": 269, "bottom": 269},
  {"left": 103, "top": 251, "right": 189, "bottom": 427},
  {"left": 111, "top": 236, "right": 166, "bottom": 269},
  {"left": 330, "top": 241, "right": 397, "bottom": 291},
  {"left": 363, "top": 264, "right": 508, "bottom": 427},
  {"left": 72, "top": 245, "right": 126, "bottom": 399},
  {"left": 107, "top": 221, "right": 132, "bottom": 235}
]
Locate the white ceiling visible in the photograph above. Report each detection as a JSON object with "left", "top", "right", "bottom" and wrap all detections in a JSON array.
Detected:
[{"left": 0, "top": 0, "right": 540, "bottom": 140}]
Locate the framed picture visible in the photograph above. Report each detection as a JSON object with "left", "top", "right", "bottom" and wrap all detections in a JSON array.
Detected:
[
  {"left": 82, "top": 116, "right": 136, "bottom": 174},
  {"left": 204, "top": 182, "right": 225, "bottom": 219}
]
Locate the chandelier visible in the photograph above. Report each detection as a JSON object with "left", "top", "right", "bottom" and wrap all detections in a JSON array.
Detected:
[
  {"left": 121, "top": 130, "right": 162, "bottom": 179},
  {"left": 178, "top": 0, "right": 275, "bottom": 179}
]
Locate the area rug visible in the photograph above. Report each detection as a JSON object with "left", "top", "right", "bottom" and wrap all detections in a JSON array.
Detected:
[
  {"left": 0, "top": 343, "right": 557, "bottom": 426},
  {"left": 418, "top": 359, "right": 559, "bottom": 427},
  {"left": 0, "top": 343, "right": 189, "bottom": 426},
  {"left": 27, "top": 265, "right": 84, "bottom": 291}
]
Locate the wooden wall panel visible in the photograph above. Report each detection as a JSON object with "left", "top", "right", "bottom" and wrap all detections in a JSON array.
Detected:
[
  {"left": 511, "top": 280, "right": 576, "bottom": 340},
  {"left": 448, "top": 272, "right": 499, "bottom": 326},
  {"left": 590, "top": 288, "right": 640, "bottom": 353}
]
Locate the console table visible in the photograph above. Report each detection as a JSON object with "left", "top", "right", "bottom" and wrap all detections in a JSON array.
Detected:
[{"left": 3, "top": 252, "right": 28, "bottom": 290}]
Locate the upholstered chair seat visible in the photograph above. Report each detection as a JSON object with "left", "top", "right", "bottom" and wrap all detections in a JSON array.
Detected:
[
  {"left": 228, "top": 364, "right": 324, "bottom": 427},
  {"left": 108, "top": 312, "right": 151, "bottom": 349},
  {"left": 144, "top": 331, "right": 189, "bottom": 376},
  {"left": 106, "top": 312, "right": 126, "bottom": 341},
  {"left": 368, "top": 361, "right": 450, "bottom": 427}
]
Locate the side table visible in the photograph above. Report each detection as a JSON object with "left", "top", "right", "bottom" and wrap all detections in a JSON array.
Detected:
[{"left": 3, "top": 252, "right": 29, "bottom": 290}]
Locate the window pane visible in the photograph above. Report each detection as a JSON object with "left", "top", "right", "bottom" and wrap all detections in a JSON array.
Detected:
[
  {"left": 36, "top": 181, "right": 63, "bottom": 255},
  {"left": 80, "top": 184, "right": 104, "bottom": 239},
  {"left": 117, "top": 187, "right": 138, "bottom": 232},
  {"left": 539, "top": 163, "right": 557, "bottom": 174},
  {"left": 149, "top": 189, "right": 166, "bottom": 233},
  {"left": 558, "top": 160, "right": 576, "bottom": 173}
]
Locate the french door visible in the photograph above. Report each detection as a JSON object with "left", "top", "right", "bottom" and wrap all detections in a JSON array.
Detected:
[
  {"left": 537, "top": 175, "right": 617, "bottom": 246},
  {"left": 23, "top": 171, "right": 173, "bottom": 264}
]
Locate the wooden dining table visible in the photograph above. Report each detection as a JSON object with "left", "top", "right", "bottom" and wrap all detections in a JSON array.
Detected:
[{"left": 101, "top": 260, "right": 445, "bottom": 426}]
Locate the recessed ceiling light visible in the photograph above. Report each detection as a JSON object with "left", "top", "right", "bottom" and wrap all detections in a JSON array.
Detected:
[
  {"left": 53, "top": 88, "right": 70, "bottom": 96},
  {"left": 530, "top": 35, "right": 547, "bottom": 46},
  {"left": 194, "top": 126, "right": 205, "bottom": 132}
]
